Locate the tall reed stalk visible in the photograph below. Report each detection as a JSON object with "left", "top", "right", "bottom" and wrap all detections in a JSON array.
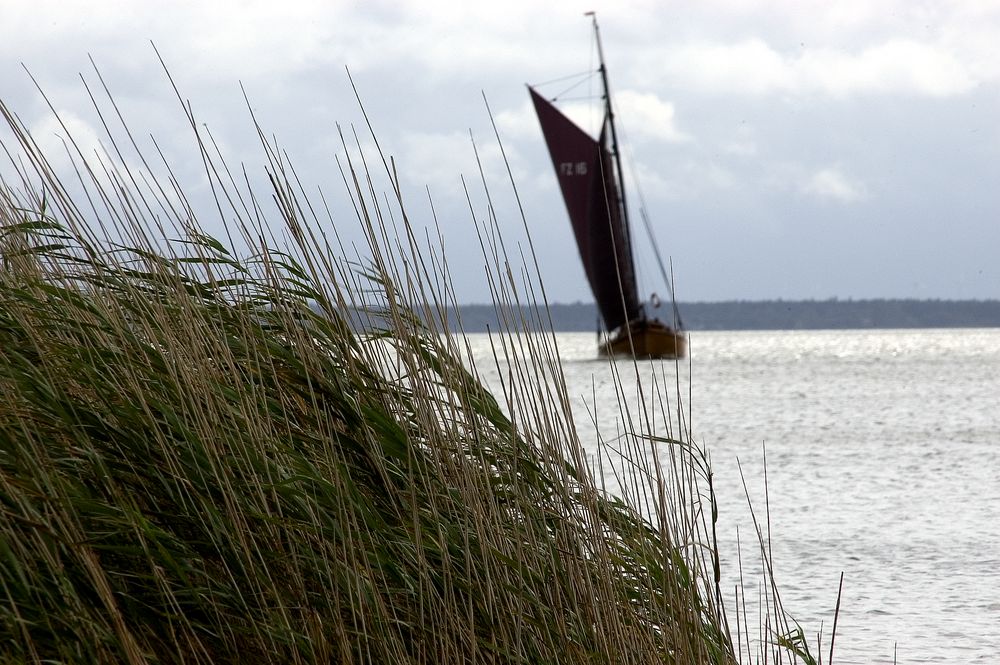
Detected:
[{"left": 0, "top": 67, "right": 815, "bottom": 663}]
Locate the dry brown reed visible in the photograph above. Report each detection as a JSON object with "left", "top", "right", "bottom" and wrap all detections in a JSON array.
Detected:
[{"left": 0, "top": 65, "right": 816, "bottom": 664}]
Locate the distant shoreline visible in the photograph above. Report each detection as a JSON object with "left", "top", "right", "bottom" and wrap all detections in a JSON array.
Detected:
[{"left": 445, "top": 299, "right": 1000, "bottom": 332}]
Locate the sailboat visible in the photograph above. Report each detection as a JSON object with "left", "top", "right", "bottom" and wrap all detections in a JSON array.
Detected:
[{"left": 528, "top": 15, "right": 686, "bottom": 359}]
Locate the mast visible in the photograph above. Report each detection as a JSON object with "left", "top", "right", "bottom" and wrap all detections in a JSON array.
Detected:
[
  {"left": 528, "top": 15, "right": 645, "bottom": 333},
  {"left": 588, "top": 12, "right": 639, "bottom": 318}
]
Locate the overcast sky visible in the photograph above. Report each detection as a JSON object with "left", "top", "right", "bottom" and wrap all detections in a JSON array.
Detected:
[{"left": 2, "top": 0, "right": 998, "bottom": 303}]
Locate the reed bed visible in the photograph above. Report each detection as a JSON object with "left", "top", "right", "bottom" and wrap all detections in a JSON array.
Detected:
[{"left": 0, "top": 70, "right": 814, "bottom": 663}]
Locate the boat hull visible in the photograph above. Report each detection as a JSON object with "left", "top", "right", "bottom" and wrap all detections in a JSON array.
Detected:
[{"left": 599, "top": 319, "right": 686, "bottom": 359}]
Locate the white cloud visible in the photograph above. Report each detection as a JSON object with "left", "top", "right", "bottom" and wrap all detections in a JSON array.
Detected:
[
  {"left": 614, "top": 91, "right": 690, "bottom": 143},
  {"left": 665, "top": 38, "right": 976, "bottom": 98},
  {"left": 670, "top": 39, "right": 792, "bottom": 96},
  {"left": 800, "top": 40, "right": 975, "bottom": 97},
  {"left": 29, "top": 110, "right": 105, "bottom": 176},
  {"left": 802, "top": 166, "right": 867, "bottom": 203},
  {"left": 495, "top": 101, "right": 549, "bottom": 140},
  {"left": 3, "top": 0, "right": 999, "bottom": 304},
  {"left": 496, "top": 91, "right": 688, "bottom": 145},
  {"left": 720, "top": 139, "right": 758, "bottom": 157},
  {"left": 398, "top": 131, "right": 514, "bottom": 200}
]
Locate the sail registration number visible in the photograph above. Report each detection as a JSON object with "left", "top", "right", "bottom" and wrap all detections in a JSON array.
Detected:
[{"left": 559, "top": 162, "right": 588, "bottom": 176}]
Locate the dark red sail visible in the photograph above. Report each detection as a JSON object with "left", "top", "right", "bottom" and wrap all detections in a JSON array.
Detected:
[{"left": 529, "top": 87, "right": 641, "bottom": 333}]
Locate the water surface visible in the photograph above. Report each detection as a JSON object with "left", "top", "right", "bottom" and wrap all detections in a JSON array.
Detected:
[{"left": 464, "top": 328, "right": 1000, "bottom": 664}]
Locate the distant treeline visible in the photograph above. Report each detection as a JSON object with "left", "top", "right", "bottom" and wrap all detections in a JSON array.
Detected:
[{"left": 442, "top": 299, "right": 1000, "bottom": 332}]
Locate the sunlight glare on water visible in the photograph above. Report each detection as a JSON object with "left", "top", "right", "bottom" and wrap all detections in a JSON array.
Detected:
[{"left": 463, "top": 328, "right": 1000, "bottom": 664}]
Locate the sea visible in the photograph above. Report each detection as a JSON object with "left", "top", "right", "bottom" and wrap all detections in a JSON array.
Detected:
[{"left": 461, "top": 328, "right": 1000, "bottom": 664}]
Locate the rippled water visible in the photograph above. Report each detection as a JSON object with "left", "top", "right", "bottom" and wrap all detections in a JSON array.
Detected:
[{"left": 464, "top": 329, "right": 1000, "bottom": 664}]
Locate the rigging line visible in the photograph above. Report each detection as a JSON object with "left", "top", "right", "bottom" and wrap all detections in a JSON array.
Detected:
[
  {"left": 550, "top": 94, "right": 602, "bottom": 103},
  {"left": 618, "top": 114, "right": 684, "bottom": 328},
  {"left": 550, "top": 78, "right": 599, "bottom": 105},
  {"left": 531, "top": 70, "right": 600, "bottom": 110},
  {"left": 639, "top": 205, "right": 684, "bottom": 328},
  {"left": 529, "top": 69, "right": 595, "bottom": 89}
]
